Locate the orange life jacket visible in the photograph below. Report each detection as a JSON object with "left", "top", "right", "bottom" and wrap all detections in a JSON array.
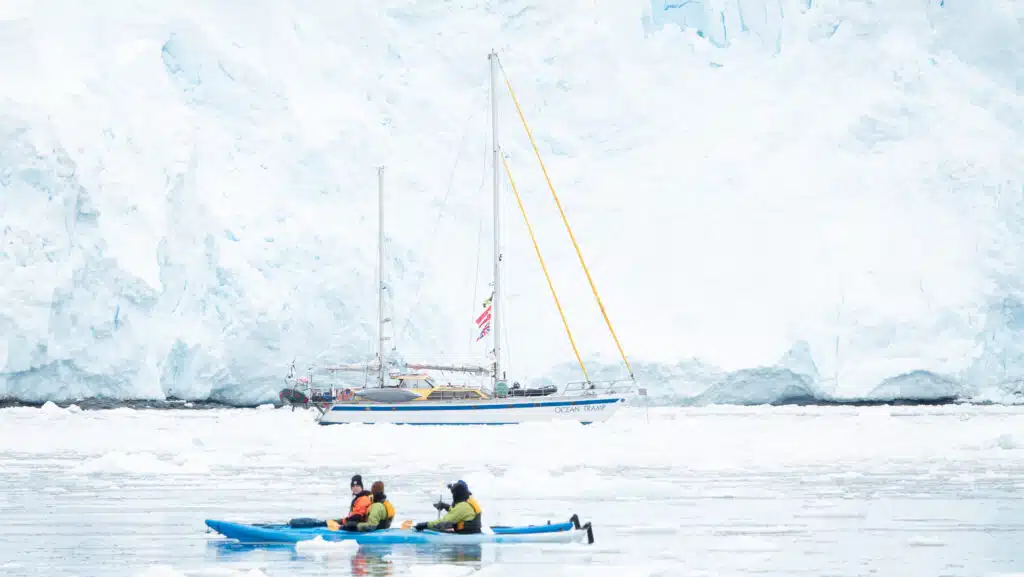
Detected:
[{"left": 344, "top": 491, "right": 373, "bottom": 523}]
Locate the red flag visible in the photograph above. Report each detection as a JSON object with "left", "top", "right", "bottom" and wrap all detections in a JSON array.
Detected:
[{"left": 475, "top": 306, "right": 492, "bottom": 327}]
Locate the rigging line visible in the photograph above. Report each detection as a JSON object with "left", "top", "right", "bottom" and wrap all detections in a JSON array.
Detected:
[
  {"left": 468, "top": 218, "right": 483, "bottom": 353},
  {"left": 468, "top": 110, "right": 492, "bottom": 356},
  {"left": 501, "top": 152, "right": 590, "bottom": 383},
  {"left": 501, "top": 285, "right": 512, "bottom": 380},
  {"left": 366, "top": 220, "right": 381, "bottom": 383},
  {"left": 394, "top": 93, "right": 482, "bottom": 347},
  {"left": 496, "top": 56, "right": 634, "bottom": 380},
  {"left": 499, "top": 146, "right": 513, "bottom": 378}
]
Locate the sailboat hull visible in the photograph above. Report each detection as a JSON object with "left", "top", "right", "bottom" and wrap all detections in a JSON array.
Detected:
[{"left": 316, "top": 394, "right": 627, "bottom": 425}]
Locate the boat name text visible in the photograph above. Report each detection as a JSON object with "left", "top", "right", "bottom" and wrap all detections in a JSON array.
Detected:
[{"left": 554, "top": 404, "right": 607, "bottom": 414}]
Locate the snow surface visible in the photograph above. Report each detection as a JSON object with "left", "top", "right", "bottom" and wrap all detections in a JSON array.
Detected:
[{"left": 1, "top": 0, "right": 1023, "bottom": 404}]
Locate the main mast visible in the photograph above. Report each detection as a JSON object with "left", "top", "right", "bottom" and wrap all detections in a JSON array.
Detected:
[
  {"left": 488, "top": 51, "right": 503, "bottom": 385},
  {"left": 376, "top": 165, "right": 386, "bottom": 388}
]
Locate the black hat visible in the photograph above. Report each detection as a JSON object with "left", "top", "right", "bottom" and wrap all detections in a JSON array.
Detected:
[
  {"left": 350, "top": 474, "right": 363, "bottom": 488},
  {"left": 447, "top": 480, "right": 470, "bottom": 502}
]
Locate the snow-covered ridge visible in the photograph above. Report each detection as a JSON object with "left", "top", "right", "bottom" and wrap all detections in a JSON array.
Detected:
[{"left": 1, "top": 1, "right": 1022, "bottom": 405}]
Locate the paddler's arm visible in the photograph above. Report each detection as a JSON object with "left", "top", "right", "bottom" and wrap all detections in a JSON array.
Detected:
[
  {"left": 356, "top": 503, "right": 384, "bottom": 532},
  {"left": 426, "top": 501, "right": 475, "bottom": 528}
]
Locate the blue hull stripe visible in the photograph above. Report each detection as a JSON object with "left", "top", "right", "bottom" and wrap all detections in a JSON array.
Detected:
[{"left": 329, "top": 397, "right": 621, "bottom": 412}]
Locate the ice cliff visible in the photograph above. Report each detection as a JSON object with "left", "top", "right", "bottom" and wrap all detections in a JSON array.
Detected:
[{"left": 1, "top": 0, "right": 1022, "bottom": 404}]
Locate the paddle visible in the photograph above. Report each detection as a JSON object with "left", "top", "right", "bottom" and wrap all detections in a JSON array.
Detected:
[
  {"left": 389, "top": 487, "right": 447, "bottom": 531},
  {"left": 319, "top": 518, "right": 416, "bottom": 531}
]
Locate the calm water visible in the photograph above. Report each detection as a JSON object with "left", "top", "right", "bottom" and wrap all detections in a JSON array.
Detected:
[{"left": 1, "top": 405, "right": 1022, "bottom": 576}]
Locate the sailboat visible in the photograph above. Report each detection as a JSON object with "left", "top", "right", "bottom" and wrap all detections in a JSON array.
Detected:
[{"left": 281, "top": 51, "right": 638, "bottom": 425}]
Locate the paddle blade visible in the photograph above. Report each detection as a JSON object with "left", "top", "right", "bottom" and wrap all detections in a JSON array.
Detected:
[
  {"left": 326, "top": 519, "right": 341, "bottom": 531},
  {"left": 400, "top": 520, "right": 413, "bottom": 530}
]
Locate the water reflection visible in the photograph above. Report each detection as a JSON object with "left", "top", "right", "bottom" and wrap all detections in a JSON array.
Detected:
[
  {"left": 347, "top": 546, "right": 394, "bottom": 577},
  {"left": 206, "top": 539, "right": 484, "bottom": 576},
  {"left": 353, "top": 544, "right": 483, "bottom": 576},
  {"left": 207, "top": 539, "right": 294, "bottom": 561}
]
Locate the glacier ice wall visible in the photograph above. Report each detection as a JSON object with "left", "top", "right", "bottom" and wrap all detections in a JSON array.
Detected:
[{"left": 1, "top": 0, "right": 1022, "bottom": 404}]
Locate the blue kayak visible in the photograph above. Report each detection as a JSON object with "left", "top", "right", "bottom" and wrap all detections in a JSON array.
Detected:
[{"left": 205, "top": 515, "right": 594, "bottom": 545}]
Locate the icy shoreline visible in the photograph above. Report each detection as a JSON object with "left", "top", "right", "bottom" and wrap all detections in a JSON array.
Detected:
[
  {"left": 0, "top": 398, "right": 268, "bottom": 410},
  {"left": 2, "top": 390, "right": 1019, "bottom": 411}
]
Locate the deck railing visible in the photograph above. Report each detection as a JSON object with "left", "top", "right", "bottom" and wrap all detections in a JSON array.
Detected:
[{"left": 561, "top": 379, "right": 637, "bottom": 396}]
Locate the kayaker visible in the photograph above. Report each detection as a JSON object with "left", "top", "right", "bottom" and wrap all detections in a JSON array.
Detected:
[
  {"left": 354, "top": 481, "right": 395, "bottom": 531},
  {"left": 326, "top": 474, "right": 373, "bottom": 530},
  {"left": 414, "top": 480, "right": 482, "bottom": 534}
]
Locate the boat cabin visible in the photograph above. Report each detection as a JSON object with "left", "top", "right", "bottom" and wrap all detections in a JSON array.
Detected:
[{"left": 388, "top": 373, "right": 489, "bottom": 401}]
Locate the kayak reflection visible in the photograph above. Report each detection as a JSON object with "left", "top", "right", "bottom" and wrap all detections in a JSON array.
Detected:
[{"left": 206, "top": 540, "right": 483, "bottom": 576}]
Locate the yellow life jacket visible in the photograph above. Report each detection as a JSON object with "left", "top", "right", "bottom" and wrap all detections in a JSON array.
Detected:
[
  {"left": 455, "top": 497, "right": 483, "bottom": 533},
  {"left": 370, "top": 499, "right": 395, "bottom": 529}
]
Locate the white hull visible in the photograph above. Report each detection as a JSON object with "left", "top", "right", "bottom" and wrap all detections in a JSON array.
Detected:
[{"left": 317, "top": 393, "right": 628, "bottom": 425}]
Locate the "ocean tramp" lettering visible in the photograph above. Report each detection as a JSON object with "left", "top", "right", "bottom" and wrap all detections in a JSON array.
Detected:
[{"left": 554, "top": 404, "right": 607, "bottom": 414}]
